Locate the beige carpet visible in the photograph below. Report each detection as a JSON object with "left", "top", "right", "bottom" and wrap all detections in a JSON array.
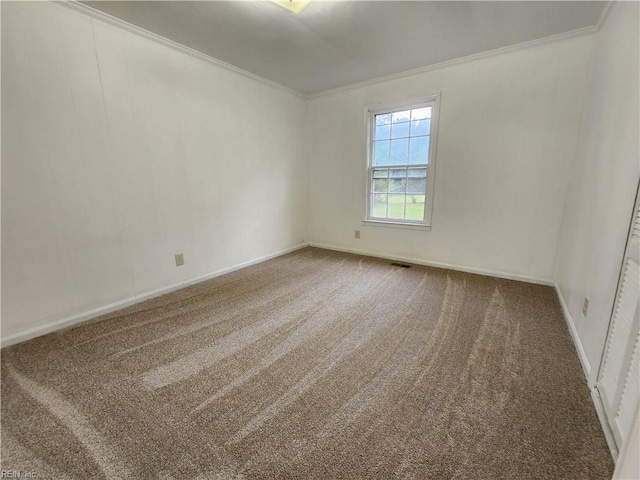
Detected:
[{"left": 1, "top": 247, "right": 613, "bottom": 479}]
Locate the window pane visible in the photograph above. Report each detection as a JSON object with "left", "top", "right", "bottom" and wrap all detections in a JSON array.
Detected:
[
  {"left": 409, "top": 136, "right": 430, "bottom": 164},
  {"left": 375, "top": 124, "right": 391, "bottom": 140},
  {"left": 373, "top": 178, "right": 388, "bottom": 193},
  {"left": 388, "top": 194, "right": 406, "bottom": 219},
  {"left": 390, "top": 138, "right": 409, "bottom": 165},
  {"left": 391, "top": 121, "right": 410, "bottom": 139},
  {"left": 392, "top": 110, "right": 411, "bottom": 123},
  {"left": 408, "top": 167, "right": 427, "bottom": 178},
  {"left": 390, "top": 167, "right": 407, "bottom": 178},
  {"left": 369, "top": 103, "right": 435, "bottom": 224},
  {"left": 371, "top": 194, "right": 388, "bottom": 218},
  {"left": 389, "top": 177, "right": 406, "bottom": 193},
  {"left": 411, "top": 107, "right": 431, "bottom": 120},
  {"left": 405, "top": 195, "right": 425, "bottom": 221},
  {"left": 410, "top": 118, "right": 430, "bottom": 136},
  {"left": 407, "top": 177, "right": 426, "bottom": 194},
  {"left": 375, "top": 113, "right": 391, "bottom": 126},
  {"left": 373, "top": 141, "right": 390, "bottom": 166}
]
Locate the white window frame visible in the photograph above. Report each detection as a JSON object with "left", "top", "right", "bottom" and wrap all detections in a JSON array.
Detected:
[{"left": 363, "top": 93, "right": 440, "bottom": 229}]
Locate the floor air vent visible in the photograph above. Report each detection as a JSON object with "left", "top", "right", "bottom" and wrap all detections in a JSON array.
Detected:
[{"left": 390, "top": 262, "right": 412, "bottom": 268}]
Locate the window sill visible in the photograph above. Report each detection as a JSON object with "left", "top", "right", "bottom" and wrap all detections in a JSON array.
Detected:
[{"left": 361, "top": 219, "right": 432, "bottom": 231}]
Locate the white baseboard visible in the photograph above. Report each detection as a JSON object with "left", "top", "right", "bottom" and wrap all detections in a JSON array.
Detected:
[
  {"left": 591, "top": 386, "right": 620, "bottom": 462},
  {"left": 553, "top": 282, "right": 592, "bottom": 383},
  {"left": 554, "top": 283, "right": 619, "bottom": 462},
  {"left": 1, "top": 243, "right": 309, "bottom": 348},
  {"left": 309, "top": 242, "right": 555, "bottom": 286}
]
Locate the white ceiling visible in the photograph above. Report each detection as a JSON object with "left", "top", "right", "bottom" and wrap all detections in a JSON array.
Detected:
[{"left": 82, "top": 1, "right": 606, "bottom": 95}]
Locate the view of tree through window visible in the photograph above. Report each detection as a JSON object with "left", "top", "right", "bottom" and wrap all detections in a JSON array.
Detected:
[{"left": 370, "top": 106, "right": 431, "bottom": 222}]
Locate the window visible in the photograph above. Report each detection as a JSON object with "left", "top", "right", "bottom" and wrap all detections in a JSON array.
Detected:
[{"left": 365, "top": 95, "right": 439, "bottom": 227}]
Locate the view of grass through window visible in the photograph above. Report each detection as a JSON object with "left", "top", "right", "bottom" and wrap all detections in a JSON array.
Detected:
[{"left": 370, "top": 106, "right": 431, "bottom": 222}]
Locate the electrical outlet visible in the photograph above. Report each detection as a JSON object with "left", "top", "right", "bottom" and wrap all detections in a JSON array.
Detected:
[
  {"left": 355, "top": 230, "right": 361, "bottom": 239},
  {"left": 582, "top": 297, "right": 589, "bottom": 317},
  {"left": 175, "top": 253, "right": 184, "bottom": 266}
]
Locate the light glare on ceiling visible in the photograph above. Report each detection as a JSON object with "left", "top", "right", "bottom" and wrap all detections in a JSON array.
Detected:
[{"left": 271, "top": 0, "right": 311, "bottom": 14}]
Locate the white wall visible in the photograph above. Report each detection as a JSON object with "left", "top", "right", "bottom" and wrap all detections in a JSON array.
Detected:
[
  {"left": 306, "top": 34, "right": 593, "bottom": 283},
  {"left": 555, "top": 1, "right": 640, "bottom": 385},
  {"left": 1, "top": 2, "right": 308, "bottom": 340}
]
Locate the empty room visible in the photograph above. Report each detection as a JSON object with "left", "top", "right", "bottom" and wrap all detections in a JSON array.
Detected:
[{"left": 2, "top": 0, "right": 639, "bottom": 478}]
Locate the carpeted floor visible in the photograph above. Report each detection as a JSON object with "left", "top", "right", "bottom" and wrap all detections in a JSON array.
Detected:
[{"left": 1, "top": 247, "right": 614, "bottom": 479}]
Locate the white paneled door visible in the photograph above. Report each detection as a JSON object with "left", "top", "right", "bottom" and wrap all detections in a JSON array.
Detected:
[{"left": 597, "top": 186, "right": 640, "bottom": 449}]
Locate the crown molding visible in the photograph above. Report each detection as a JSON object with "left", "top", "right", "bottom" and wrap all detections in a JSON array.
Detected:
[
  {"left": 54, "top": 0, "right": 605, "bottom": 103},
  {"left": 307, "top": 25, "right": 597, "bottom": 100},
  {"left": 55, "top": 0, "right": 306, "bottom": 99},
  {"left": 595, "top": 1, "right": 614, "bottom": 31}
]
